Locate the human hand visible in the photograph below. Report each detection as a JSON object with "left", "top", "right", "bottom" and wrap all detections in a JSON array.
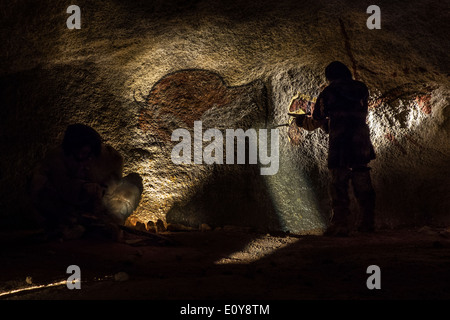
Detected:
[{"left": 294, "top": 114, "right": 307, "bottom": 127}]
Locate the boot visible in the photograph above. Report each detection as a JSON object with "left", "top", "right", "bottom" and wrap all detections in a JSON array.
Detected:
[{"left": 327, "top": 168, "right": 351, "bottom": 236}]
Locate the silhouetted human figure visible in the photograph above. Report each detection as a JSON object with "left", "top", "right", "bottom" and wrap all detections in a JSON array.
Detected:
[
  {"left": 295, "top": 61, "right": 376, "bottom": 236},
  {"left": 30, "top": 124, "right": 143, "bottom": 240}
]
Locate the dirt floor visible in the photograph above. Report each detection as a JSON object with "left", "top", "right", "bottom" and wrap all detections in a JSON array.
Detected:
[{"left": 2, "top": 225, "right": 450, "bottom": 303}]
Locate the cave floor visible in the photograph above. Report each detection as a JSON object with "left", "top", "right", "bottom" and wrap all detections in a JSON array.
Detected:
[{"left": 1, "top": 226, "right": 450, "bottom": 302}]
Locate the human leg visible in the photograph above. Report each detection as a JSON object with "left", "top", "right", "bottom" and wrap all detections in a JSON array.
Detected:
[
  {"left": 325, "top": 167, "right": 352, "bottom": 236},
  {"left": 351, "top": 166, "right": 376, "bottom": 232}
]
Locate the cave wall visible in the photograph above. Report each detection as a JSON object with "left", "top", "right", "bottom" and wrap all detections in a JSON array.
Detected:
[{"left": 0, "top": 0, "right": 449, "bottom": 233}]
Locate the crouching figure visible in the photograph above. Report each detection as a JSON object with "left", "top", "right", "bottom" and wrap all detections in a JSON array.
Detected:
[{"left": 30, "top": 124, "right": 143, "bottom": 240}]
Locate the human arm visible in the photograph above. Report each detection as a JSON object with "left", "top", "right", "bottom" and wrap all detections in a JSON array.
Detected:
[{"left": 295, "top": 90, "right": 328, "bottom": 131}]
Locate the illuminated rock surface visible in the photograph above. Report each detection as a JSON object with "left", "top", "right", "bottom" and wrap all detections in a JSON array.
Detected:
[{"left": 0, "top": 0, "right": 448, "bottom": 233}]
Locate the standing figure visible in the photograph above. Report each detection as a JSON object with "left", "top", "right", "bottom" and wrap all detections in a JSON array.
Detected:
[{"left": 295, "top": 61, "right": 376, "bottom": 236}]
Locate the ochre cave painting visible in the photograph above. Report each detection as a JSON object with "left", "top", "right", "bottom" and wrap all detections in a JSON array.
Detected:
[
  {"left": 138, "top": 69, "right": 254, "bottom": 144},
  {"left": 288, "top": 18, "right": 435, "bottom": 152},
  {"left": 370, "top": 84, "right": 434, "bottom": 155},
  {"left": 287, "top": 93, "right": 316, "bottom": 146},
  {"left": 385, "top": 131, "right": 407, "bottom": 155},
  {"left": 138, "top": 67, "right": 433, "bottom": 156},
  {"left": 368, "top": 83, "right": 435, "bottom": 111},
  {"left": 416, "top": 94, "right": 432, "bottom": 114},
  {"left": 285, "top": 83, "right": 434, "bottom": 154}
]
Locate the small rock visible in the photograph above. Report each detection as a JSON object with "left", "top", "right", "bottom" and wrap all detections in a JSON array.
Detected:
[
  {"left": 146, "top": 221, "right": 157, "bottom": 233},
  {"left": 135, "top": 221, "right": 147, "bottom": 231},
  {"left": 124, "top": 217, "right": 136, "bottom": 228},
  {"left": 199, "top": 223, "right": 212, "bottom": 232},
  {"left": 156, "top": 219, "right": 166, "bottom": 232},
  {"left": 114, "top": 272, "right": 129, "bottom": 282}
]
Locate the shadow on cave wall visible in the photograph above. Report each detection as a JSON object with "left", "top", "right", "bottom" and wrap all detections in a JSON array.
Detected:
[
  {"left": 136, "top": 68, "right": 284, "bottom": 231},
  {"left": 0, "top": 62, "right": 130, "bottom": 230},
  {"left": 165, "top": 164, "right": 282, "bottom": 232},
  {"left": 0, "top": 67, "right": 71, "bottom": 229},
  {"left": 136, "top": 68, "right": 332, "bottom": 233},
  {"left": 0, "top": 65, "right": 331, "bottom": 233}
]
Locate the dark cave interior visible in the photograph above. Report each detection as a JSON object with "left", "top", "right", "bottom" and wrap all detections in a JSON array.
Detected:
[{"left": 0, "top": 0, "right": 449, "bottom": 305}]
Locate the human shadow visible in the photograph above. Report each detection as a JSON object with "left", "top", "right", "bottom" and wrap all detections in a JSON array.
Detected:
[{"left": 138, "top": 68, "right": 281, "bottom": 232}]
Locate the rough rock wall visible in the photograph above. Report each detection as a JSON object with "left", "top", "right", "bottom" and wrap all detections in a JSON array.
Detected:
[
  {"left": 134, "top": 69, "right": 278, "bottom": 231},
  {"left": 0, "top": 0, "right": 448, "bottom": 232},
  {"left": 268, "top": 66, "right": 450, "bottom": 232}
]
